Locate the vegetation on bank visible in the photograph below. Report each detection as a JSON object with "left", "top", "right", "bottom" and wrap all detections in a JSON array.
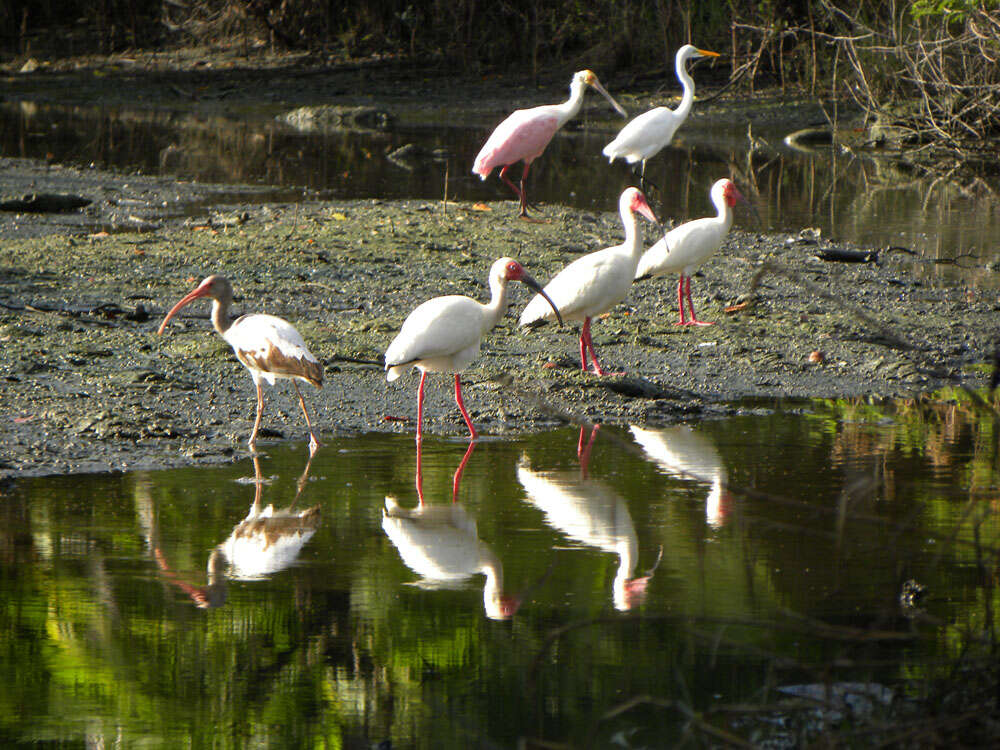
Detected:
[{"left": 1, "top": 1, "right": 998, "bottom": 146}]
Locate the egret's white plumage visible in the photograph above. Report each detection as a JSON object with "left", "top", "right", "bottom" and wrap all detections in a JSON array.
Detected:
[
  {"left": 635, "top": 178, "right": 747, "bottom": 325},
  {"left": 629, "top": 425, "right": 732, "bottom": 529},
  {"left": 157, "top": 274, "right": 323, "bottom": 453},
  {"left": 518, "top": 187, "right": 658, "bottom": 375},
  {"left": 473, "top": 70, "right": 626, "bottom": 216},
  {"left": 385, "top": 257, "right": 561, "bottom": 441},
  {"left": 517, "top": 456, "right": 648, "bottom": 611},
  {"left": 602, "top": 45, "right": 719, "bottom": 177}
]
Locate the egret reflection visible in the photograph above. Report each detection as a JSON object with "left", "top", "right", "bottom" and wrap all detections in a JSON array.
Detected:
[
  {"left": 629, "top": 424, "right": 732, "bottom": 528},
  {"left": 382, "top": 441, "right": 521, "bottom": 620}
]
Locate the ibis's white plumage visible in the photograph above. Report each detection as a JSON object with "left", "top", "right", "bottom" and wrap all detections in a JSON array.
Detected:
[
  {"left": 384, "top": 296, "right": 486, "bottom": 381},
  {"left": 518, "top": 188, "right": 657, "bottom": 375},
  {"left": 519, "top": 188, "right": 657, "bottom": 326},
  {"left": 635, "top": 178, "right": 738, "bottom": 280}
]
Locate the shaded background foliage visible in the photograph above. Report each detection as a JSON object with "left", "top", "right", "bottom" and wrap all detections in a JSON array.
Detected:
[{"left": 0, "top": 1, "right": 998, "bottom": 141}]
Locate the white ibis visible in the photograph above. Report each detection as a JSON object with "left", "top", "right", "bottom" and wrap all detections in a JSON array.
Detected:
[
  {"left": 157, "top": 274, "right": 323, "bottom": 453},
  {"left": 517, "top": 454, "right": 650, "bottom": 611},
  {"left": 635, "top": 178, "right": 749, "bottom": 325},
  {"left": 473, "top": 70, "right": 627, "bottom": 217},
  {"left": 384, "top": 257, "right": 562, "bottom": 442},
  {"left": 602, "top": 45, "right": 719, "bottom": 189},
  {"left": 382, "top": 497, "right": 519, "bottom": 620},
  {"left": 629, "top": 425, "right": 732, "bottom": 529},
  {"left": 518, "top": 187, "right": 658, "bottom": 375}
]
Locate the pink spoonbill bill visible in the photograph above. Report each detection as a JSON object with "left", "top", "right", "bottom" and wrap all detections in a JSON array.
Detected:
[
  {"left": 473, "top": 70, "right": 627, "bottom": 217},
  {"left": 157, "top": 274, "right": 324, "bottom": 454},
  {"left": 635, "top": 178, "right": 751, "bottom": 325},
  {"left": 384, "top": 257, "right": 563, "bottom": 443},
  {"left": 518, "top": 187, "right": 659, "bottom": 376},
  {"left": 602, "top": 45, "right": 720, "bottom": 191}
]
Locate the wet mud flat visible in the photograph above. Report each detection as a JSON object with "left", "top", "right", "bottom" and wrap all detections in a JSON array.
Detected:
[{"left": 1, "top": 160, "right": 994, "bottom": 478}]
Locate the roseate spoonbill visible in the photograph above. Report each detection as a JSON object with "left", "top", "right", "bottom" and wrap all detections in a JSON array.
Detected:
[
  {"left": 602, "top": 45, "right": 720, "bottom": 189},
  {"left": 157, "top": 275, "right": 323, "bottom": 454},
  {"left": 634, "top": 178, "right": 750, "bottom": 325},
  {"left": 518, "top": 187, "right": 658, "bottom": 375},
  {"left": 384, "top": 257, "right": 563, "bottom": 442},
  {"left": 473, "top": 70, "right": 627, "bottom": 217},
  {"left": 517, "top": 454, "right": 651, "bottom": 611},
  {"left": 629, "top": 425, "right": 732, "bottom": 529}
]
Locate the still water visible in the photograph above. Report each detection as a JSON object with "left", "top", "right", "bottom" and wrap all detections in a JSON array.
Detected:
[
  {"left": 5, "top": 401, "right": 997, "bottom": 746},
  {"left": 2, "top": 100, "right": 998, "bottom": 266}
]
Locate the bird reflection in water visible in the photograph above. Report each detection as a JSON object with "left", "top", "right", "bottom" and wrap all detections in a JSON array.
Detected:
[
  {"left": 381, "top": 441, "right": 521, "bottom": 620},
  {"left": 149, "top": 453, "right": 321, "bottom": 608},
  {"left": 629, "top": 424, "right": 733, "bottom": 529},
  {"left": 518, "top": 424, "right": 658, "bottom": 611}
]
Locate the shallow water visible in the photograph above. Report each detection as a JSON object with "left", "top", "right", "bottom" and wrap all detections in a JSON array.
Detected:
[
  {"left": 4, "top": 401, "right": 997, "bottom": 746},
  {"left": 2, "top": 101, "right": 998, "bottom": 270}
]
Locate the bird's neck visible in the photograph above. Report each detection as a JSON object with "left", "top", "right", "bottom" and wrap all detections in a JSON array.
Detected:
[
  {"left": 211, "top": 298, "right": 232, "bottom": 336},
  {"left": 621, "top": 209, "right": 643, "bottom": 258},
  {"left": 713, "top": 195, "right": 735, "bottom": 232},
  {"left": 555, "top": 80, "right": 587, "bottom": 127},
  {"left": 612, "top": 536, "right": 639, "bottom": 609},
  {"left": 674, "top": 56, "right": 696, "bottom": 122},
  {"left": 480, "top": 550, "right": 505, "bottom": 616},
  {"left": 481, "top": 276, "right": 510, "bottom": 334}
]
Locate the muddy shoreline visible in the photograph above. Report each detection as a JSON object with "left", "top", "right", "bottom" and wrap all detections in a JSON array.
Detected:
[
  {"left": 0, "top": 55, "right": 994, "bottom": 478},
  {"left": 1, "top": 155, "right": 993, "bottom": 478}
]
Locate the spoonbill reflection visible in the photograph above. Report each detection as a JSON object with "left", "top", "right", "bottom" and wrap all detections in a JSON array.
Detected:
[
  {"left": 629, "top": 424, "right": 732, "bottom": 528},
  {"left": 146, "top": 454, "right": 320, "bottom": 608},
  {"left": 517, "top": 434, "right": 653, "bottom": 611},
  {"left": 382, "top": 442, "right": 520, "bottom": 620}
]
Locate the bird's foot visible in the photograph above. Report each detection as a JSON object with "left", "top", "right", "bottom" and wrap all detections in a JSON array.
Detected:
[
  {"left": 590, "top": 366, "right": 626, "bottom": 376},
  {"left": 674, "top": 320, "right": 715, "bottom": 327},
  {"left": 308, "top": 435, "right": 322, "bottom": 456}
]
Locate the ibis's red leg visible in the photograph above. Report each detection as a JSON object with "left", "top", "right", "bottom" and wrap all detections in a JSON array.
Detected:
[
  {"left": 293, "top": 381, "right": 321, "bottom": 455},
  {"left": 452, "top": 439, "right": 476, "bottom": 503},
  {"left": 454, "top": 374, "right": 478, "bottom": 441},
  {"left": 582, "top": 317, "right": 621, "bottom": 376},
  {"left": 415, "top": 438, "right": 425, "bottom": 506},
  {"left": 248, "top": 380, "right": 265, "bottom": 451},
  {"left": 415, "top": 371, "right": 427, "bottom": 444},
  {"left": 674, "top": 275, "right": 688, "bottom": 325},
  {"left": 683, "top": 276, "right": 714, "bottom": 326},
  {"left": 577, "top": 423, "right": 600, "bottom": 477},
  {"left": 579, "top": 328, "right": 590, "bottom": 372}
]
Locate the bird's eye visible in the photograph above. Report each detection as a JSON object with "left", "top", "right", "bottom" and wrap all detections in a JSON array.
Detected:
[{"left": 506, "top": 261, "right": 520, "bottom": 276}]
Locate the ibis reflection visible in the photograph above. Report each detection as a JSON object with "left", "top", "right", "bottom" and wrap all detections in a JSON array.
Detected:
[
  {"left": 149, "top": 453, "right": 321, "bottom": 608},
  {"left": 629, "top": 424, "right": 732, "bottom": 528},
  {"left": 381, "top": 441, "right": 520, "bottom": 620},
  {"left": 518, "top": 425, "right": 653, "bottom": 611}
]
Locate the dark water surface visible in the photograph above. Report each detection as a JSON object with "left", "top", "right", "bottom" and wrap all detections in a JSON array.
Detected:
[
  {"left": 5, "top": 402, "right": 997, "bottom": 746},
  {"left": 2, "top": 101, "right": 998, "bottom": 269}
]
